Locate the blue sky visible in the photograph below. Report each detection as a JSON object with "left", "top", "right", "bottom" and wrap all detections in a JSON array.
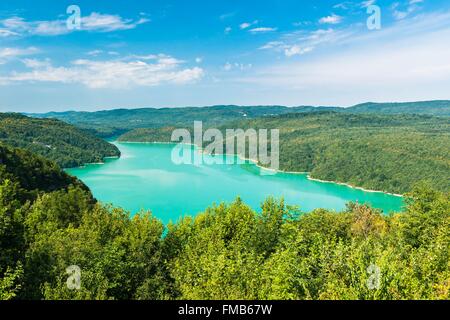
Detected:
[{"left": 1, "top": 0, "right": 450, "bottom": 112}]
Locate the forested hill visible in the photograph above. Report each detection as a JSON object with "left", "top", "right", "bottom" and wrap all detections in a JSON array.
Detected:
[
  {"left": 347, "top": 100, "right": 450, "bottom": 116},
  {"left": 232, "top": 113, "right": 450, "bottom": 194},
  {"left": 119, "top": 112, "right": 450, "bottom": 195},
  {"left": 0, "top": 143, "right": 90, "bottom": 201},
  {"left": 30, "top": 105, "right": 337, "bottom": 137},
  {"left": 0, "top": 113, "right": 120, "bottom": 168},
  {"left": 30, "top": 100, "right": 450, "bottom": 137},
  {"left": 1, "top": 141, "right": 448, "bottom": 300}
]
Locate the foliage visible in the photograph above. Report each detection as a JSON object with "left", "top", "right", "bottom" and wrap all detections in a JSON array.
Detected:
[
  {"left": 118, "top": 112, "right": 450, "bottom": 194},
  {"left": 0, "top": 113, "right": 120, "bottom": 168},
  {"left": 0, "top": 143, "right": 89, "bottom": 201},
  {"left": 31, "top": 101, "right": 450, "bottom": 137},
  {"left": 349, "top": 100, "right": 450, "bottom": 117},
  {"left": 166, "top": 189, "right": 449, "bottom": 300},
  {"left": 30, "top": 105, "right": 338, "bottom": 137},
  {"left": 0, "top": 145, "right": 448, "bottom": 300}
]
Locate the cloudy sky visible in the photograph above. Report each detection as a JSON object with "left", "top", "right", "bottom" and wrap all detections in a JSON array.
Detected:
[{"left": 0, "top": 0, "right": 449, "bottom": 112}]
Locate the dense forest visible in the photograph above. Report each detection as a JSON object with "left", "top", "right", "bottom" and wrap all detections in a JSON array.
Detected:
[
  {"left": 30, "top": 105, "right": 329, "bottom": 137},
  {"left": 30, "top": 100, "right": 450, "bottom": 137},
  {"left": 118, "top": 112, "right": 450, "bottom": 195},
  {"left": 0, "top": 144, "right": 89, "bottom": 198},
  {"left": 0, "top": 113, "right": 120, "bottom": 168},
  {"left": 0, "top": 143, "right": 448, "bottom": 300},
  {"left": 1, "top": 102, "right": 448, "bottom": 300},
  {"left": 349, "top": 100, "right": 450, "bottom": 116}
]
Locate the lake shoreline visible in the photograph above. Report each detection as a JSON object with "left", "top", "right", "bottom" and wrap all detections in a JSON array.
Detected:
[
  {"left": 117, "top": 140, "right": 404, "bottom": 198},
  {"left": 63, "top": 155, "right": 120, "bottom": 170}
]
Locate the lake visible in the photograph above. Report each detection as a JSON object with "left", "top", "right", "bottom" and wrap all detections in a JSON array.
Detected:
[{"left": 67, "top": 142, "right": 404, "bottom": 224}]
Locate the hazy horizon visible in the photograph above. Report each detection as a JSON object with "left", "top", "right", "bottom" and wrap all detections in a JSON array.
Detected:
[{"left": 2, "top": 99, "right": 447, "bottom": 114}]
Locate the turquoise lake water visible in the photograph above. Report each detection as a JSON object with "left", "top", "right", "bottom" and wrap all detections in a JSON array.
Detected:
[{"left": 67, "top": 142, "right": 404, "bottom": 224}]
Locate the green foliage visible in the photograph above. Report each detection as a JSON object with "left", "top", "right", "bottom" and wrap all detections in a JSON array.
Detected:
[
  {"left": 118, "top": 127, "right": 180, "bottom": 143},
  {"left": 237, "top": 112, "right": 449, "bottom": 194},
  {"left": 349, "top": 100, "right": 450, "bottom": 117},
  {"left": 0, "top": 180, "right": 25, "bottom": 299},
  {"left": 119, "top": 112, "right": 450, "bottom": 194},
  {"left": 30, "top": 105, "right": 340, "bottom": 137},
  {"left": 0, "top": 143, "right": 89, "bottom": 201},
  {"left": 29, "top": 104, "right": 450, "bottom": 194},
  {"left": 0, "top": 144, "right": 95, "bottom": 299},
  {"left": 32, "top": 101, "right": 450, "bottom": 137},
  {"left": 0, "top": 143, "right": 448, "bottom": 300},
  {"left": 0, "top": 113, "right": 120, "bottom": 168},
  {"left": 166, "top": 188, "right": 449, "bottom": 300},
  {"left": 0, "top": 263, "right": 23, "bottom": 300},
  {"left": 25, "top": 204, "right": 165, "bottom": 300}
]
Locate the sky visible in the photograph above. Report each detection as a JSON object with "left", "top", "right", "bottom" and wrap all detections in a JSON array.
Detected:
[{"left": 0, "top": 0, "right": 450, "bottom": 112}]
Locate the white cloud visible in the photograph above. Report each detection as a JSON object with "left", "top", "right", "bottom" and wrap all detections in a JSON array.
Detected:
[
  {"left": 259, "top": 41, "right": 285, "bottom": 50},
  {"left": 0, "top": 47, "right": 38, "bottom": 64},
  {"left": 361, "top": 0, "right": 376, "bottom": 8},
  {"left": 220, "top": 12, "right": 236, "bottom": 21},
  {"left": 223, "top": 62, "right": 252, "bottom": 71},
  {"left": 319, "top": 14, "right": 343, "bottom": 24},
  {"left": 0, "top": 47, "right": 38, "bottom": 59},
  {"left": 0, "top": 54, "right": 204, "bottom": 88},
  {"left": 0, "top": 13, "right": 149, "bottom": 37},
  {"left": 333, "top": 2, "right": 352, "bottom": 10},
  {"left": 391, "top": 0, "right": 424, "bottom": 20},
  {"left": 86, "top": 50, "right": 103, "bottom": 56},
  {"left": 223, "top": 62, "right": 232, "bottom": 71},
  {"left": 81, "top": 13, "right": 149, "bottom": 32},
  {"left": 284, "top": 45, "right": 313, "bottom": 57},
  {"left": 32, "top": 20, "right": 68, "bottom": 36},
  {"left": 260, "top": 41, "right": 314, "bottom": 57},
  {"left": 249, "top": 27, "right": 277, "bottom": 33},
  {"left": 21, "top": 58, "right": 51, "bottom": 68},
  {"left": 240, "top": 20, "right": 258, "bottom": 30},
  {"left": 224, "top": 26, "right": 232, "bottom": 34},
  {"left": 0, "top": 17, "right": 30, "bottom": 36},
  {"left": 0, "top": 16, "right": 67, "bottom": 37},
  {"left": 293, "top": 21, "right": 311, "bottom": 27},
  {"left": 195, "top": 57, "right": 203, "bottom": 63},
  {"left": 0, "top": 29, "right": 19, "bottom": 37},
  {"left": 284, "top": 46, "right": 302, "bottom": 57},
  {"left": 332, "top": 1, "right": 376, "bottom": 12},
  {"left": 240, "top": 11, "right": 450, "bottom": 105},
  {"left": 260, "top": 28, "right": 354, "bottom": 57}
]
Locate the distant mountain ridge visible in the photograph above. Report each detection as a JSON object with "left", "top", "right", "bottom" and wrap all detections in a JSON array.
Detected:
[
  {"left": 348, "top": 100, "right": 450, "bottom": 116},
  {"left": 29, "top": 100, "right": 450, "bottom": 137},
  {"left": 29, "top": 105, "right": 337, "bottom": 137}
]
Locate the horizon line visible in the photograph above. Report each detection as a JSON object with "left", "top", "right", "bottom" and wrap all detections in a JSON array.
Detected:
[{"left": 13, "top": 99, "right": 450, "bottom": 114}]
